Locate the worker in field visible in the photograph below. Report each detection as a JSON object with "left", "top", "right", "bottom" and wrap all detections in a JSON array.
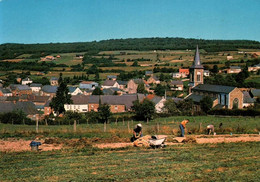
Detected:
[
  {"left": 207, "top": 124, "right": 215, "bottom": 135},
  {"left": 131, "top": 123, "right": 143, "bottom": 142},
  {"left": 179, "top": 119, "right": 189, "bottom": 137}
]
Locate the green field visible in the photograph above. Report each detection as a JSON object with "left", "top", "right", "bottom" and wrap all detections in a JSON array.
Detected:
[
  {"left": 0, "top": 142, "right": 259, "bottom": 181},
  {"left": 1, "top": 116, "right": 259, "bottom": 139}
]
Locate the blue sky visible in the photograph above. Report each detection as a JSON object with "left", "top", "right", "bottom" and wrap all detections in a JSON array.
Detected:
[{"left": 0, "top": 0, "right": 260, "bottom": 44}]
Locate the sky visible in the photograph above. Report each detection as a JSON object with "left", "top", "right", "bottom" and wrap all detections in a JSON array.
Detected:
[{"left": 0, "top": 0, "right": 260, "bottom": 44}]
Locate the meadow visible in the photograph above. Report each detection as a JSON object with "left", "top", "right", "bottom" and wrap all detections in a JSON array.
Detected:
[
  {"left": 1, "top": 116, "right": 259, "bottom": 140},
  {"left": 0, "top": 142, "right": 259, "bottom": 181}
]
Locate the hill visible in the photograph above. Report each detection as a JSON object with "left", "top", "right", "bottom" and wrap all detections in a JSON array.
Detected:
[{"left": 1, "top": 37, "right": 260, "bottom": 59}]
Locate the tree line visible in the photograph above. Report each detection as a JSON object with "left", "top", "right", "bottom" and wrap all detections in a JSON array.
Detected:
[{"left": 1, "top": 37, "right": 260, "bottom": 59}]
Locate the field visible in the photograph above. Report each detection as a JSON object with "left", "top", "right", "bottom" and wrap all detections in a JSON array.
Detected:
[
  {"left": 0, "top": 142, "right": 259, "bottom": 181},
  {"left": 0, "top": 116, "right": 260, "bottom": 181}
]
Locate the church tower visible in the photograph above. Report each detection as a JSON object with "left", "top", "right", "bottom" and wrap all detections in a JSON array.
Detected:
[{"left": 189, "top": 45, "right": 204, "bottom": 88}]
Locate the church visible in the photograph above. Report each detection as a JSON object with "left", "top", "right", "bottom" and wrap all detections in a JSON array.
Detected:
[{"left": 186, "top": 46, "right": 243, "bottom": 110}]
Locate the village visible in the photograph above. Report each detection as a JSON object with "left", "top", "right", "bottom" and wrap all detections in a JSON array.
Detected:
[{"left": 0, "top": 46, "right": 259, "bottom": 121}]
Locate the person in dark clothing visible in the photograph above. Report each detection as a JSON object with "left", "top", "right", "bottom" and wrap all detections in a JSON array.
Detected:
[{"left": 131, "top": 123, "right": 143, "bottom": 142}]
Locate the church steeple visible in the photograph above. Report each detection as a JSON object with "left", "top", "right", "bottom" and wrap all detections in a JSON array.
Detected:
[
  {"left": 189, "top": 45, "right": 204, "bottom": 89},
  {"left": 191, "top": 45, "right": 204, "bottom": 69}
]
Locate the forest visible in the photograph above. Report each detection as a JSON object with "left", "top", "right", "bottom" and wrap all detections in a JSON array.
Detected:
[{"left": 1, "top": 37, "right": 260, "bottom": 59}]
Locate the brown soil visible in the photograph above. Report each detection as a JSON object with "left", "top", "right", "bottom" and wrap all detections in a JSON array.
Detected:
[
  {"left": 0, "top": 134, "right": 259, "bottom": 152},
  {"left": 0, "top": 139, "right": 62, "bottom": 152}
]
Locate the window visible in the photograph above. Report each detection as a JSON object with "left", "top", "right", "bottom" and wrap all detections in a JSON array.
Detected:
[
  {"left": 197, "top": 72, "right": 201, "bottom": 82},
  {"left": 115, "top": 105, "right": 118, "bottom": 110}
]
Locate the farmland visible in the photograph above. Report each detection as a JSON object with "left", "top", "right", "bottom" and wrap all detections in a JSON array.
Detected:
[{"left": 0, "top": 142, "right": 259, "bottom": 181}]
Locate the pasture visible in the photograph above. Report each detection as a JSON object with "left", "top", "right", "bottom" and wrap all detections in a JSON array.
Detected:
[{"left": 0, "top": 142, "right": 259, "bottom": 181}]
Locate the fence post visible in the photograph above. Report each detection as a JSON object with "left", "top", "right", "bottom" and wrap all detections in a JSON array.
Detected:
[
  {"left": 45, "top": 119, "right": 48, "bottom": 126},
  {"left": 104, "top": 122, "right": 106, "bottom": 132},
  {"left": 147, "top": 118, "right": 149, "bottom": 123},
  {"left": 74, "top": 120, "right": 77, "bottom": 132},
  {"left": 87, "top": 118, "right": 89, "bottom": 125},
  {"left": 199, "top": 123, "right": 202, "bottom": 133},
  {"left": 23, "top": 119, "right": 25, "bottom": 125},
  {"left": 123, "top": 118, "right": 125, "bottom": 125},
  {"left": 157, "top": 123, "right": 160, "bottom": 133},
  {"left": 115, "top": 117, "right": 118, "bottom": 125},
  {"left": 36, "top": 118, "right": 39, "bottom": 133},
  {"left": 127, "top": 121, "right": 130, "bottom": 133}
]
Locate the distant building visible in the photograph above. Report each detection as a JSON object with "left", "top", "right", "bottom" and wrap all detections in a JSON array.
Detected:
[
  {"left": 127, "top": 79, "right": 149, "bottom": 94},
  {"left": 243, "top": 91, "right": 255, "bottom": 108},
  {"left": 41, "top": 85, "right": 58, "bottom": 97},
  {"left": 204, "top": 70, "right": 210, "bottom": 77},
  {"left": 102, "top": 80, "right": 120, "bottom": 89},
  {"left": 179, "top": 69, "right": 189, "bottom": 78},
  {"left": 145, "top": 71, "right": 153, "bottom": 76},
  {"left": 172, "top": 72, "right": 181, "bottom": 79},
  {"left": 227, "top": 66, "right": 241, "bottom": 74},
  {"left": 50, "top": 77, "right": 59, "bottom": 86},
  {"left": 79, "top": 81, "right": 98, "bottom": 90},
  {"left": 147, "top": 76, "right": 160, "bottom": 84},
  {"left": 106, "top": 75, "right": 117, "bottom": 81},
  {"left": 30, "top": 83, "right": 42, "bottom": 93},
  {"left": 0, "top": 88, "right": 12, "bottom": 97},
  {"left": 21, "top": 77, "right": 33, "bottom": 85},
  {"left": 68, "top": 87, "right": 83, "bottom": 95},
  {"left": 170, "top": 81, "right": 184, "bottom": 91},
  {"left": 227, "top": 56, "right": 233, "bottom": 60},
  {"left": 10, "top": 84, "right": 32, "bottom": 96}
]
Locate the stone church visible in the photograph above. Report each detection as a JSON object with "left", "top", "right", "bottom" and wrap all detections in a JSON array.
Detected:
[{"left": 186, "top": 46, "right": 243, "bottom": 109}]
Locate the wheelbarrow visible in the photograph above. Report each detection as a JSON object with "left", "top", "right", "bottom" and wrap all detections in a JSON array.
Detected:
[{"left": 149, "top": 136, "right": 167, "bottom": 149}]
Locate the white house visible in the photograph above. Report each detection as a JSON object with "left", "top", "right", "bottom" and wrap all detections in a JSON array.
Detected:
[
  {"left": 204, "top": 70, "right": 210, "bottom": 77},
  {"left": 172, "top": 72, "right": 181, "bottom": 79},
  {"left": 64, "top": 95, "right": 89, "bottom": 113},
  {"left": 102, "top": 80, "right": 120, "bottom": 89},
  {"left": 30, "top": 83, "right": 42, "bottom": 93},
  {"left": 68, "top": 87, "right": 83, "bottom": 95},
  {"left": 22, "top": 77, "right": 33, "bottom": 85}
]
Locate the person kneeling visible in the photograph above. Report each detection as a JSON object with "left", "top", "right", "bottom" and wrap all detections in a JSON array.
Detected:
[{"left": 131, "top": 123, "right": 143, "bottom": 142}]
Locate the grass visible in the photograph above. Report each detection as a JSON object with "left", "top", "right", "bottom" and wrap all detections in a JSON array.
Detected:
[
  {"left": 0, "top": 142, "right": 259, "bottom": 181},
  {"left": 1, "top": 116, "right": 259, "bottom": 139}
]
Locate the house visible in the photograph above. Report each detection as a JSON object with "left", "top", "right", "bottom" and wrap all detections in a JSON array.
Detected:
[
  {"left": 76, "top": 54, "right": 84, "bottom": 59},
  {"left": 79, "top": 81, "right": 98, "bottom": 90},
  {"left": 106, "top": 75, "right": 117, "bottom": 81},
  {"left": 64, "top": 95, "right": 89, "bottom": 113},
  {"left": 186, "top": 84, "right": 243, "bottom": 110},
  {"left": 102, "top": 87, "right": 123, "bottom": 95},
  {"left": 204, "top": 70, "right": 210, "bottom": 77},
  {"left": 0, "top": 101, "right": 38, "bottom": 120},
  {"left": 42, "top": 56, "right": 55, "bottom": 61},
  {"left": 68, "top": 87, "right": 83, "bottom": 95},
  {"left": 22, "top": 77, "right": 33, "bottom": 85},
  {"left": 248, "top": 63, "right": 260, "bottom": 72},
  {"left": 117, "top": 80, "right": 128, "bottom": 90},
  {"left": 227, "top": 56, "right": 233, "bottom": 60},
  {"left": 88, "top": 95, "right": 100, "bottom": 112},
  {"left": 250, "top": 89, "right": 260, "bottom": 99},
  {"left": 101, "top": 94, "right": 144, "bottom": 113},
  {"left": 146, "top": 95, "right": 166, "bottom": 113},
  {"left": 10, "top": 84, "right": 32, "bottom": 96},
  {"left": 41, "top": 85, "right": 58, "bottom": 97},
  {"left": 44, "top": 100, "right": 52, "bottom": 116},
  {"left": 30, "top": 83, "right": 42, "bottom": 93},
  {"left": 0, "top": 88, "right": 12, "bottom": 97},
  {"left": 170, "top": 81, "right": 184, "bottom": 91},
  {"left": 145, "top": 71, "right": 153, "bottom": 76},
  {"left": 28, "top": 95, "right": 50, "bottom": 111},
  {"left": 50, "top": 77, "right": 59, "bottom": 86},
  {"left": 127, "top": 79, "right": 149, "bottom": 94},
  {"left": 102, "top": 80, "right": 120, "bottom": 89},
  {"left": 172, "top": 72, "right": 181, "bottom": 79},
  {"left": 243, "top": 91, "right": 255, "bottom": 108},
  {"left": 147, "top": 76, "right": 160, "bottom": 85},
  {"left": 179, "top": 69, "right": 189, "bottom": 78},
  {"left": 227, "top": 66, "right": 241, "bottom": 74}
]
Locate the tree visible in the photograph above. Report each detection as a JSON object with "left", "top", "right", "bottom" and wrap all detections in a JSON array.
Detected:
[
  {"left": 154, "top": 84, "right": 167, "bottom": 96},
  {"left": 92, "top": 87, "right": 104, "bottom": 95},
  {"left": 50, "top": 75, "right": 72, "bottom": 115},
  {"left": 200, "top": 96, "right": 213, "bottom": 113},
  {"left": 163, "top": 99, "right": 178, "bottom": 114},
  {"left": 94, "top": 72, "right": 100, "bottom": 82},
  {"left": 98, "top": 104, "right": 111, "bottom": 123},
  {"left": 132, "top": 60, "right": 139, "bottom": 67},
  {"left": 137, "top": 83, "right": 146, "bottom": 94},
  {"left": 176, "top": 99, "right": 193, "bottom": 115},
  {"left": 132, "top": 99, "right": 155, "bottom": 121},
  {"left": 212, "top": 65, "right": 219, "bottom": 73}
]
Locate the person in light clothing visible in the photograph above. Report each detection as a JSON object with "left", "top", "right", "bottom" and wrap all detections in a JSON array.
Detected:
[
  {"left": 179, "top": 119, "right": 189, "bottom": 137},
  {"left": 207, "top": 124, "right": 215, "bottom": 135}
]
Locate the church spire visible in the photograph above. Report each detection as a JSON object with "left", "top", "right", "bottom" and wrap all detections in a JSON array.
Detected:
[{"left": 191, "top": 45, "right": 204, "bottom": 69}]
